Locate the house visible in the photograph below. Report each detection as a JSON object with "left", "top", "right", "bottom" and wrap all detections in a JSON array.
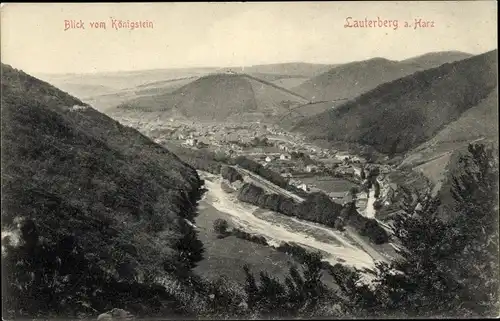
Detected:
[
  {"left": 335, "top": 153, "right": 351, "bottom": 161},
  {"left": 299, "top": 183, "right": 309, "bottom": 192},
  {"left": 281, "top": 172, "right": 293, "bottom": 178},
  {"left": 265, "top": 156, "right": 273, "bottom": 163},
  {"left": 352, "top": 166, "right": 363, "bottom": 178},
  {"left": 278, "top": 144, "right": 288, "bottom": 151},
  {"left": 280, "top": 153, "right": 291, "bottom": 161},
  {"left": 184, "top": 138, "right": 197, "bottom": 147},
  {"left": 305, "top": 164, "right": 318, "bottom": 173}
]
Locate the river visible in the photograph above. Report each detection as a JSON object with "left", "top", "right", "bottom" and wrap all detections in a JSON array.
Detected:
[{"left": 364, "top": 190, "right": 376, "bottom": 218}]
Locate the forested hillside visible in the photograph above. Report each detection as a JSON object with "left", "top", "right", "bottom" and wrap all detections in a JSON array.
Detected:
[
  {"left": 1, "top": 64, "right": 204, "bottom": 318},
  {"left": 293, "top": 50, "right": 497, "bottom": 155}
]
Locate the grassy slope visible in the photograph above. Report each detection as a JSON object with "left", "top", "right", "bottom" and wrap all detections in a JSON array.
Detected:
[
  {"left": 117, "top": 74, "right": 309, "bottom": 122},
  {"left": 1, "top": 63, "right": 202, "bottom": 281},
  {"left": 293, "top": 51, "right": 472, "bottom": 102},
  {"left": 293, "top": 50, "right": 497, "bottom": 155},
  {"left": 400, "top": 87, "right": 497, "bottom": 186},
  {"left": 194, "top": 201, "right": 298, "bottom": 286},
  {"left": 271, "top": 77, "right": 309, "bottom": 89}
]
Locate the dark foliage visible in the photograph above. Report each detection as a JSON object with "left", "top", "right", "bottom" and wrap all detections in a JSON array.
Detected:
[
  {"left": 337, "top": 143, "right": 499, "bottom": 318},
  {"left": 242, "top": 251, "right": 333, "bottom": 318},
  {"left": 232, "top": 156, "right": 288, "bottom": 188},
  {"left": 373, "top": 180, "right": 381, "bottom": 198},
  {"left": 341, "top": 203, "right": 389, "bottom": 244},
  {"left": 1, "top": 63, "right": 204, "bottom": 318},
  {"left": 231, "top": 228, "right": 269, "bottom": 246},
  {"left": 220, "top": 165, "right": 243, "bottom": 183},
  {"left": 2, "top": 221, "right": 188, "bottom": 319},
  {"left": 237, "top": 183, "right": 388, "bottom": 243},
  {"left": 295, "top": 50, "right": 497, "bottom": 154},
  {"left": 213, "top": 218, "right": 229, "bottom": 238},
  {"left": 165, "top": 143, "right": 226, "bottom": 175}
]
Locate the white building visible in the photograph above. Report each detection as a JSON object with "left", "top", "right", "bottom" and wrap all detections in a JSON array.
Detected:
[
  {"left": 265, "top": 156, "right": 273, "bottom": 163},
  {"left": 305, "top": 165, "right": 318, "bottom": 173},
  {"left": 335, "top": 153, "right": 351, "bottom": 161},
  {"left": 280, "top": 154, "right": 291, "bottom": 161},
  {"left": 353, "top": 166, "right": 363, "bottom": 178},
  {"left": 299, "top": 183, "right": 309, "bottom": 192},
  {"left": 184, "top": 138, "right": 197, "bottom": 147}
]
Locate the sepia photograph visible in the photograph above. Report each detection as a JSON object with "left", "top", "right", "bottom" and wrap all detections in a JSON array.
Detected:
[{"left": 1, "top": 1, "right": 498, "bottom": 320}]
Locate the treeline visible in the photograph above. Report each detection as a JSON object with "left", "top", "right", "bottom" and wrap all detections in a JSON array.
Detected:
[
  {"left": 220, "top": 165, "right": 243, "bottom": 183},
  {"left": 231, "top": 228, "right": 269, "bottom": 246},
  {"left": 232, "top": 156, "right": 288, "bottom": 188},
  {"left": 165, "top": 143, "right": 230, "bottom": 175},
  {"left": 164, "top": 146, "right": 290, "bottom": 192},
  {"left": 276, "top": 242, "right": 331, "bottom": 270},
  {"left": 340, "top": 202, "right": 389, "bottom": 244},
  {"left": 237, "top": 183, "right": 388, "bottom": 244}
]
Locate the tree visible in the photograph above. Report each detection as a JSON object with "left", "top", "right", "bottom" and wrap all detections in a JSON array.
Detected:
[
  {"left": 334, "top": 217, "right": 346, "bottom": 231},
  {"left": 369, "top": 194, "right": 463, "bottom": 317},
  {"left": 173, "top": 218, "right": 204, "bottom": 276},
  {"left": 373, "top": 181, "right": 381, "bottom": 198},
  {"left": 213, "top": 218, "right": 229, "bottom": 238},
  {"left": 447, "top": 144, "right": 499, "bottom": 316},
  {"left": 361, "top": 143, "right": 499, "bottom": 318},
  {"left": 242, "top": 251, "right": 330, "bottom": 318},
  {"left": 360, "top": 168, "right": 366, "bottom": 180},
  {"left": 349, "top": 187, "right": 359, "bottom": 201}
]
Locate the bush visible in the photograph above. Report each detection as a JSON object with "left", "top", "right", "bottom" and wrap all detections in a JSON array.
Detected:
[
  {"left": 232, "top": 228, "right": 268, "bottom": 246},
  {"left": 221, "top": 165, "right": 243, "bottom": 183},
  {"left": 373, "top": 181, "right": 381, "bottom": 198},
  {"left": 373, "top": 199, "right": 383, "bottom": 210},
  {"left": 213, "top": 219, "right": 229, "bottom": 237},
  {"left": 334, "top": 217, "right": 346, "bottom": 231},
  {"left": 361, "top": 219, "right": 389, "bottom": 244}
]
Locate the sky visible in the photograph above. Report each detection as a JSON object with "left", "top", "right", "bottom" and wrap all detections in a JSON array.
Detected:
[{"left": 1, "top": 2, "right": 497, "bottom": 74}]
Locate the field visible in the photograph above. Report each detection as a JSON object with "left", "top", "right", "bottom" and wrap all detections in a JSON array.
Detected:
[
  {"left": 300, "top": 175, "right": 358, "bottom": 195},
  {"left": 195, "top": 199, "right": 297, "bottom": 286},
  {"left": 194, "top": 184, "right": 339, "bottom": 289}
]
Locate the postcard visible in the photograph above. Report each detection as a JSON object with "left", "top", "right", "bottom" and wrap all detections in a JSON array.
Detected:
[{"left": 1, "top": 2, "right": 498, "bottom": 320}]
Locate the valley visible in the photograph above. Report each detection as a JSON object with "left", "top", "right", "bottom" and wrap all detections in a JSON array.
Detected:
[{"left": 1, "top": 11, "right": 497, "bottom": 317}]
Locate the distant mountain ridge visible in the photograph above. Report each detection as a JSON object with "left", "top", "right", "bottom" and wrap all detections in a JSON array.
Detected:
[
  {"left": 292, "top": 51, "right": 473, "bottom": 102},
  {"left": 217, "top": 62, "right": 334, "bottom": 78},
  {"left": 292, "top": 49, "right": 497, "bottom": 155},
  {"left": 117, "top": 73, "right": 310, "bottom": 122}
]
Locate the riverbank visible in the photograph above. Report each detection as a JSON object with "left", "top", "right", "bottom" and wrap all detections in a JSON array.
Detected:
[{"left": 199, "top": 171, "right": 379, "bottom": 270}]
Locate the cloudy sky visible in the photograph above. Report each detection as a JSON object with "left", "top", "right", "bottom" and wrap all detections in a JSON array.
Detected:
[{"left": 1, "top": 2, "right": 497, "bottom": 74}]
